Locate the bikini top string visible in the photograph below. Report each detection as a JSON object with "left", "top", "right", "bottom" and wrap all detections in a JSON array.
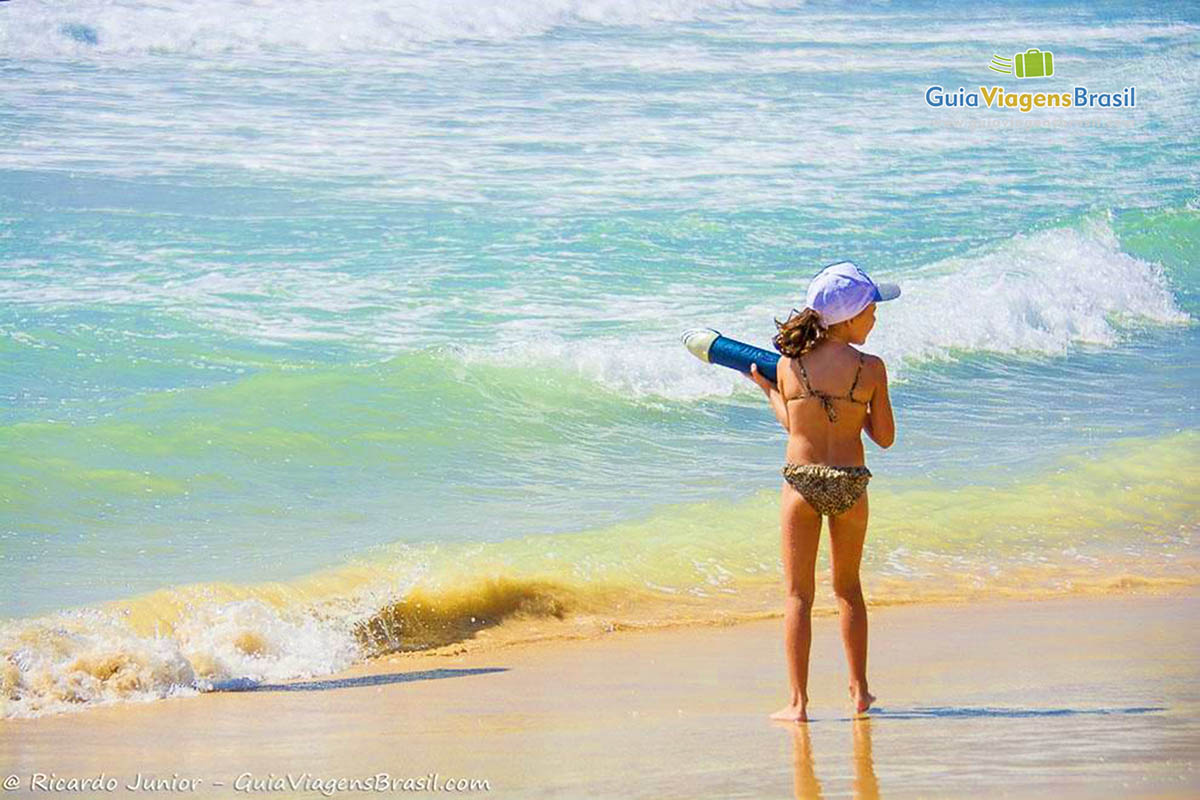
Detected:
[
  {"left": 846, "top": 351, "right": 865, "bottom": 398},
  {"left": 797, "top": 351, "right": 866, "bottom": 423}
]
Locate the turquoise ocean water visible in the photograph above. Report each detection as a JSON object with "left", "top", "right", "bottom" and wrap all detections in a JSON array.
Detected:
[{"left": 1, "top": 0, "right": 1197, "bottom": 716}]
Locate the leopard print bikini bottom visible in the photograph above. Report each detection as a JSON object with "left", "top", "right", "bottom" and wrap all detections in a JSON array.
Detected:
[{"left": 781, "top": 463, "right": 872, "bottom": 517}]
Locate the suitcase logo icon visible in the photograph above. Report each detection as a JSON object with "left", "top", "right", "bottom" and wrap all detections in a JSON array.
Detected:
[{"left": 989, "top": 49, "right": 1055, "bottom": 78}]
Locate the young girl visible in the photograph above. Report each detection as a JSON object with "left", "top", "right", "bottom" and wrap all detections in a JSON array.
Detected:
[{"left": 746, "top": 261, "right": 899, "bottom": 722}]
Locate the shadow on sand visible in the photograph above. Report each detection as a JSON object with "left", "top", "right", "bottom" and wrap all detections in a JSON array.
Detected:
[
  {"left": 841, "top": 705, "right": 1165, "bottom": 721},
  {"left": 211, "top": 667, "right": 508, "bottom": 693}
]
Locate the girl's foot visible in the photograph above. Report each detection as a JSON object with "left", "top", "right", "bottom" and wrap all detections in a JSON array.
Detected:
[
  {"left": 848, "top": 683, "right": 876, "bottom": 713},
  {"left": 769, "top": 702, "right": 808, "bottom": 723}
]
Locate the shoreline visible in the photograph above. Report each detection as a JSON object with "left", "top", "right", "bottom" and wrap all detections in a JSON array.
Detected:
[{"left": 3, "top": 588, "right": 1197, "bottom": 798}]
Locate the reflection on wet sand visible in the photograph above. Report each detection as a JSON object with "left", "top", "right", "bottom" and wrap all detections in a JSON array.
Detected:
[
  {"left": 782, "top": 717, "right": 878, "bottom": 800},
  {"left": 851, "top": 718, "right": 879, "bottom": 800},
  {"left": 788, "top": 723, "right": 824, "bottom": 799}
]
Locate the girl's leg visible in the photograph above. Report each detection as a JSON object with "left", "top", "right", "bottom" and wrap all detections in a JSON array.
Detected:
[
  {"left": 770, "top": 482, "right": 822, "bottom": 722},
  {"left": 829, "top": 489, "right": 875, "bottom": 713}
]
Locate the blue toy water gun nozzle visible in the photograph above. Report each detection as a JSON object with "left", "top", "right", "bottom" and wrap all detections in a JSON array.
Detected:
[{"left": 681, "top": 328, "right": 780, "bottom": 384}]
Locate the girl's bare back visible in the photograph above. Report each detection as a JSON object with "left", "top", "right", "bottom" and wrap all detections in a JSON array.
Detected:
[{"left": 777, "top": 341, "right": 890, "bottom": 466}]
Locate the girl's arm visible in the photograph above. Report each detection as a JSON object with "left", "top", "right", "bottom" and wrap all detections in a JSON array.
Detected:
[
  {"left": 747, "top": 362, "right": 789, "bottom": 431},
  {"left": 864, "top": 355, "right": 895, "bottom": 448}
]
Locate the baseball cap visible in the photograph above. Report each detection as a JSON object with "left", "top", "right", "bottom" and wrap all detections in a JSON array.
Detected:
[{"left": 805, "top": 261, "right": 901, "bottom": 328}]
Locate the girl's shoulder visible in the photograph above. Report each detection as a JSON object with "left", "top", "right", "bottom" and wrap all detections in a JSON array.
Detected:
[
  {"left": 859, "top": 350, "right": 887, "bottom": 370},
  {"left": 856, "top": 351, "right": 889, "bottom": 389}
]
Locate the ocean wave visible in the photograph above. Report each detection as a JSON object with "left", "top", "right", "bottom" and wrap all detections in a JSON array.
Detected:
[
  {"left": 6, "top": 1, "right": 1194, "bottom": 59},
  {"left": 463, "top": 211, "right": 1192, "bottom": 399},
  {"left": 1, "top": 210, "right": 1191, "bottom": 405},
  {"left": 5, "top": 0, "right": 788, "bottom": 58},
  {"left": 4, "top": 429, "right": 1196, "bottom": 718}
]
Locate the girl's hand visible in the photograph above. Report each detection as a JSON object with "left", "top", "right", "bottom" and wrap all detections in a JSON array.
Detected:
[{"left": 747, "top": 362, "right": 777, "bottom": 394}]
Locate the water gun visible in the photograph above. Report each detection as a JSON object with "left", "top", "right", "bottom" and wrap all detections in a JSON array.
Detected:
[{"left": 681, "top": 328, "right": 779, "bottom": 384}]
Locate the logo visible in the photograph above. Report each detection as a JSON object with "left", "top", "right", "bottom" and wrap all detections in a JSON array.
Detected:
[
  {"left": 989, "top": 49, "right": 1054, "bottom": 79},
  {"left": 925, "top": 48, "right": 1135, "bottom": 113}
]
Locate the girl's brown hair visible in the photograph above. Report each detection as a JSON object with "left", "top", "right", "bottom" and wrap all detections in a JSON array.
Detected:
[{"left": 772, "top": 307, "right": 825, "bottom": 357}]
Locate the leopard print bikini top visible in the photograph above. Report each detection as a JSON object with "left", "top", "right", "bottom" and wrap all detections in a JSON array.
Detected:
[{"left": 790, "top": 350, "right": 867, "bottom": 423}]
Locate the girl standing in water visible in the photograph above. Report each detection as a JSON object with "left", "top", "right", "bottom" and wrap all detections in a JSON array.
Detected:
[{"left": 746, "top": 261, "right": 900, "bottom": 722}]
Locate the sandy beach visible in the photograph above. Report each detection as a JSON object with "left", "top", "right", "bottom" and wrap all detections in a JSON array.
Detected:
[
  {"left": 6, "top": 3, "right": 1200, "bottom": 799},
  {"left": 3, "top": 589, "right": 1196, "bottom": 799}
]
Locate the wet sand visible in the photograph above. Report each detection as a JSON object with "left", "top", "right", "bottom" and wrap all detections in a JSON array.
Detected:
[{"left": 2, "top": 591, "right": 1197, "bottom": 799}]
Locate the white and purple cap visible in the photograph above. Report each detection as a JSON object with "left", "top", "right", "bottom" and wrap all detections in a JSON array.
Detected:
[{"left": 805, "top": 261, "right": 901, "bottom": 328}]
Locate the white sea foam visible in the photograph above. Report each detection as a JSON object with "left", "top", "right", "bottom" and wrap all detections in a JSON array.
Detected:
[
  {"left": 0, "top": 609, "right": 200, "bottom": 718},
  {"left": 6, "top": 0, "right": 1194, "bottom": 59},
  {"left": 862, "top": 212, "right": 1192, "bottom": 364},
  {"left": 4, "top": 0, "right": 792, "bottom": 58},
  {"left": 0, "top": 599, "right": 364, "bottom": 718},
  {"left": 464, "top": 214, "right": 1191, "bottom": 400},
  {"left": 1, "top": 214, "right": 1187, "bottom": 401},
  {"left": 0, "top": 550, "right": 439, "bottom": 718},
  {"left": 4, "top": 2, "right": 1194, "bottom": 202}
]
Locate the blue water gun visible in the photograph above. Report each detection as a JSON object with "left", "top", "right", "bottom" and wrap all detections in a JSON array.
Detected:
[{"left": 681, "top": 328, "right": 779, "bottom": 383}]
